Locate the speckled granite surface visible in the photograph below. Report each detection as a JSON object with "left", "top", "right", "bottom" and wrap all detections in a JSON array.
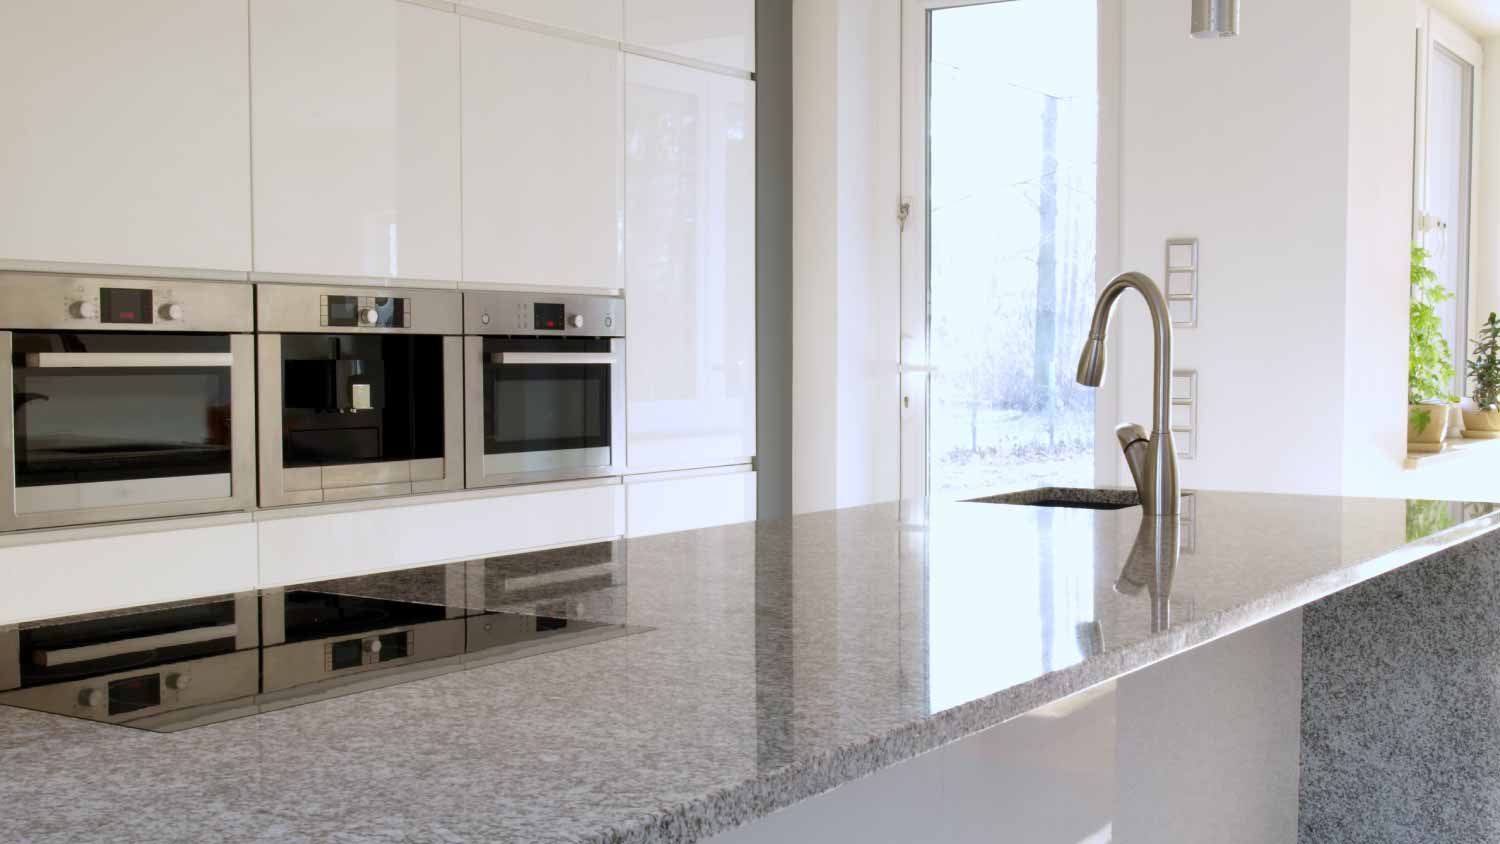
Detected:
[
  {"left": 1300, "top": 522, "right": 1500, "bottom": 843},
  {"left": 3, "top": 491, "right": 1500, "bottom": 843}
]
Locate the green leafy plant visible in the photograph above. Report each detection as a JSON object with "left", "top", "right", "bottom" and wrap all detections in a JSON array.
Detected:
[
  {"left": 1405, "top": 498, "right": 1456, "bottom": 542},
  {"left": 1410, "top": 245, "right": 1456, "bottom": 434},
  {"left": 1469, "top": 312, "right": 1500, "bottom": 410}
]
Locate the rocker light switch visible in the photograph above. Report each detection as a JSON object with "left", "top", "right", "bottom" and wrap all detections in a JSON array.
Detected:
[{"left": 1166, "top": 238, "right": 1199, "bottom": 329}]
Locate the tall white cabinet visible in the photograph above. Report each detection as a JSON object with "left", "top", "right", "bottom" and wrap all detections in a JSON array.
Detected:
[
  {"left": 462, "top": 0, "right": 623, "bottom": 41},
  {"left": 624, "top": 56, "right": 756, "bottom": 473},
  {"left": 0, "top": 0, "right": 251, "bottom": 273},
  {"left": 461, "top": 17, "right": 624, "bottom": 291},
  {"left": 625, "top": 0, "right": 756, "bottom": 74},
  {"left": 250, "top": 0, "right": 462, "bottom": 281}
]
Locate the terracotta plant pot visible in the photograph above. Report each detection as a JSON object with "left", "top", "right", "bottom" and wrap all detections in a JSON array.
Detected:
[
  {"left": 1463, "top": 408, "right": 1500, "bottom": 439},
  {"left": 1408, "top": 403, "right": 1450, "bottom": 446}
]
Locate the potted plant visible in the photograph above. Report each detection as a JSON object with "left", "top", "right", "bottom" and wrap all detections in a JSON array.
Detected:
[
  {"left": 1409, "top": 244, "right": 1454, "bottom": 448},
  {"left": 1465, "top": 312, "right": 1500, "bottom": 437}
]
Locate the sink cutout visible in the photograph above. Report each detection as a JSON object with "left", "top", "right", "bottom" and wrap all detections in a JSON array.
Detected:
[{"left": 967, "top": 487, "right": 1140, "bottom": 510}]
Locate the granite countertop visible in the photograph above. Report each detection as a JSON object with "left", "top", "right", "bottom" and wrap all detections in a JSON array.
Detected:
[{"left": 3, "top": 489, "right": 1499, "bottom": 843}]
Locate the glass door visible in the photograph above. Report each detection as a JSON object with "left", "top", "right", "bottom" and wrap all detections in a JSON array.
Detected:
[
  {"left": 900, "top": 0, "right": 1104, "bottom": 502},
  {"left": 480, "top": 338, "right": 615, "bottom": 478}
]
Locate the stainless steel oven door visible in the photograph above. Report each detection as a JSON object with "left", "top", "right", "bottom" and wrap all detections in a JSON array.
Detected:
[
  {"left": 464, "top": 337, "right": 626, "bottom": 488},
  {"left": 257, "top": 334, "right": 464, "bottom": 507},
  {"left": 0, "top": 331, "right": 255, "bottom": 531}
]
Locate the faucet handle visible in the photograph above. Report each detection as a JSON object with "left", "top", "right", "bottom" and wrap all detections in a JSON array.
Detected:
[{"left": 1115, "top": 423, "right": 1150, "bottom": 500}]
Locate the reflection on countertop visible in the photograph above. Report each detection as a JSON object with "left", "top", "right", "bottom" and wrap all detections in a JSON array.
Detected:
[{"left": 0, "top": 490, "right": 1497, "bottom": 843}]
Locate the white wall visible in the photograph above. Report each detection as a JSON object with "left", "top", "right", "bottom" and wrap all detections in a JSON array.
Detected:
[{"left": 791, "top": 0, "right": 901, "bottom": 514}]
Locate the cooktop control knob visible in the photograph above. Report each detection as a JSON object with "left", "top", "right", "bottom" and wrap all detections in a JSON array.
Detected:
[
  {"left": 70, "top": 301, "right": 98, "bottom": 320},
  {"left": 364, "top": 637, "right": 382, "bottom": 655},
  {"left": 159, "top": 303, "right": 184, "bottom": 322},
  {"left": 359, "top": 307, "right": 380, "bottom": 326},
  {"left": 165, "top": 672, "right": 191, "bottom": 691},
  {"left": 78, "top": 688, "right": 103, "bottom": 709},
  {"left": 569, "top": 314, "right": 584, "bottom": 329}
]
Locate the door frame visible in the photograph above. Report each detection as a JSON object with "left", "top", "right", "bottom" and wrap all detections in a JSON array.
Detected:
[{"left": 897, "top": 0, "right": 1122, "bottom": 502}]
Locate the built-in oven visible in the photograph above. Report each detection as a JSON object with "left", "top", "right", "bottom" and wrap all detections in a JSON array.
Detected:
[
  {"left": 463, "top": 291, "right": 625, "bottom": 488},
  {"left": 256, "top": 284, "right": 464, "bottom": 506},
  {"left": 0, "top": 592, "right": 259, "bottom": 730},
  {"left": 0, "top": 273, "right": 255, "bottom": 531}
]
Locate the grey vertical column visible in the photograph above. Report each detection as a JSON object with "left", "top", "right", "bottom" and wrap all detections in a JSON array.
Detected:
[
  {"left": 1301, "top": 521, "right": 1500, "bottom": 842},
  {"left": 755, "top": 0, "right": 793, "bottom": 519}
]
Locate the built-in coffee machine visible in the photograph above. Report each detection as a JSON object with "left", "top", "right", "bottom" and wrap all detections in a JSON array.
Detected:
[{"left": 255, "top": 284, "right": 463, "bottom": 506}]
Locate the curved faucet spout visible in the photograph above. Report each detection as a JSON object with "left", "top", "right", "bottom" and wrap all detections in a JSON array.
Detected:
[{"left": 1075, "top": 271, "right": 1179, "bottom": 517}]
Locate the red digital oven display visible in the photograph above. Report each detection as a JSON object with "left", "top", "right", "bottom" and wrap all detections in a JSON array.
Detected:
[
  {"left": 534, "top": 302, "right": 565, "bottom": 330},
  {"left": 100, "top": 288, "right": 154, "bottom": 325}
]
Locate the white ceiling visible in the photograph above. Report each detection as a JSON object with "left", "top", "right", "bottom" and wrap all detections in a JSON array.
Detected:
[{"left": 1429, "top": 0, "right": 1500, "bottom": 36}]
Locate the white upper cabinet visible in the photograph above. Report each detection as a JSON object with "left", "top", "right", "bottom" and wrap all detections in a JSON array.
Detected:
[
  {"left": 625, "top": 0, "right": 755, "bottom": 74},
  {"left": 0, "top": 0, "right": 251, "bottom": 272},
  {"left": 625, "top": 56, "right": 754, "bottom": 470},
  {"left": 462, "top": 0, "right": 623, "bottom": 42},
  {"left": 462, "top": 17, "right": 624, "bottom": 291},
  {"left": 251, "top": 0, "right": 461, "bottom": 281}
]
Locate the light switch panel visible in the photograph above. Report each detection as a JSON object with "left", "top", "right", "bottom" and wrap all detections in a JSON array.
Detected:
[
  {"left": 1165, "top": 238, "right": 1199, "bottom": 329},
  {"left": 1170, "top": 369, "right": 1198, "bottom": 460}
]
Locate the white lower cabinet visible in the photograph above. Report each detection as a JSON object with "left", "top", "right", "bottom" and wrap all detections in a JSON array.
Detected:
[
  {"left": 0, "top": 518, "right": 258, "bottom": 626},
  {"left": 0, "top": 0, "right": 251, "bottom": 272},
  {"left": 461, "top": 16, "right": 624, "bottom": 290},
  {"left": 626, "top": 469, "right": 756, "bottom": 538},
  {"left": 624, "top": 56, "right": 756, "bottom": 471},
  {"left": 257, "top": 483, "right": 625, "bottom": 587},
  {"left": 250, "top": 0, "right": 461, "bottom": 281}
]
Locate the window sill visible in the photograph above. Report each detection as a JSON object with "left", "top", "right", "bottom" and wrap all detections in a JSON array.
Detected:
[{"left": 1404, "top": 435, "right": 1500, "bottom": 469}]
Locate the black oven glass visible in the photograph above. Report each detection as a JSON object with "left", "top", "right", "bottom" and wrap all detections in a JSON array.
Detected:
[
  {"left": 482, "top": 338, "right": 611, "bottom": 456},
  {"left": 279, "top": 334, "right": 444, "bottom": 468},
  {"left": 11, "top": 332, "right": 233, "bottom": 488}
]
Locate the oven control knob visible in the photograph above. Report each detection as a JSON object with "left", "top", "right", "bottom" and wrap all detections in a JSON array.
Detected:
[
  {"left": 158, "top": 303, "right": 184, "bottom": 322},
  {"left": 78, "top": 688, "right": 104, "bottom": 709},
  {"left": 569, "top": 314, "right": 584, "bottom": 329},
  {"left": 359, "top": 307, "right": 380, "bottom": 326},
  {"left": 364, "top": 637, "right": 382, "bottom": 655},
  {"left": 165, "top": 672, "right": 191, "bottom": 691},
  {"left": 70, "top": 301, "right": 98, "bottom": 320}
]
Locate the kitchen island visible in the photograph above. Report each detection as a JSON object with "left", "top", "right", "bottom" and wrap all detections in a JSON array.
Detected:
[{"left": 1, "top": 489, "right": 1497, "bottom": 843}]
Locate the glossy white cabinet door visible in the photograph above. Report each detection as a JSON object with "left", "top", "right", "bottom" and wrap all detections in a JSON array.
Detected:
[
  {"left": 625, "top": 0, "right": 755, "bottom": 73},
  {"left": 625, "top": 56, "right": 755, "bottom": 471},
  {"left": 461, "top": 18, "right": 624, "bottom": 290},
  {"left": 626, "top": 470, "right": 756, "bottom": 538},
  {"left": 462, "top": 0, "right": 622, "bottom": 42},
  {"left": 0, "top": 0, "right": 251, "bottom": 272},
  {"left": 251, "top": 0, "right": 461, "bottom": 281}
]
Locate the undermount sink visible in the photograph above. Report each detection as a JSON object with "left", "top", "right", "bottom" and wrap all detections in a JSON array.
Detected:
[{"left": 966, "top": 487, "right": 1140, "bottom": 511}]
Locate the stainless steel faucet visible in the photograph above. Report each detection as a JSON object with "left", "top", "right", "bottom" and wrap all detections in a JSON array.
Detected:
[{"left": 1076, "top": 271, "right": 1180, "bottom": 518}]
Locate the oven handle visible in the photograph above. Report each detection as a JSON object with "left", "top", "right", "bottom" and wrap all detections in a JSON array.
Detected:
[
  {"left": 31, "top": 622, "right": 241, "bottom": 667},
  {"left": 492, "top": 352, "right": 617, "bottom": 366},
  {"left": 23, "top": 352, "right": 235, "bottom": 369}
]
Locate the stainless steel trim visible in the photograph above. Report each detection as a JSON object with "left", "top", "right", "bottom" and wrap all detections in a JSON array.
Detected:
[
  {"left": 0, "top": 272, "right": 253, "bottom": 333},
  {"left": 15, "top": 474, "right": 232, "bottom": 514},
  {"left": 32, "top": 623, "right": 240, "bottom": 667},
  {"left": 0, "top": 627, "right": 19, "bottom": 692},
  {"left": 322, "top": 461, "right": 411, "bottom": 489},
  {"left": 259, "top": 588, "right": 287, "bottom": 647},
  {"left": 496, "top": 352, "right": 617, "bottom": 366},
  {"left": 256, "top": 333, "right": 293, "bottom": 507},
  {"left": 462, "top": 290, "right": 625, "bottom": 337},
  {"left": 464, "top": 336, "right": 486, "bottom": 490},
  {"left": 439, "top": 336, "right": 465, "bottom": 493},
  {"left": 321, "top": 482, "right": 413, "bottom": 502},
  {"left": 483, "top": 447, "right": 612, "bottom": 475},
  {"left": 282, "top": 466, "right": 323, "bottom": 493},
  {"left": 232, "top": 592, "right": 259, "bottom": 650},
  {"left": 24, "top": 352, "right": 235, "bottom": 369},
  {"left": 410, "top": 457, "right": 447, "bottom": 483},
  {"left": 0, "top": 331, "right": 256, "bottom": 532},
  {"left": 256, "top": 283, "right": 461, "bottom": 334}
]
